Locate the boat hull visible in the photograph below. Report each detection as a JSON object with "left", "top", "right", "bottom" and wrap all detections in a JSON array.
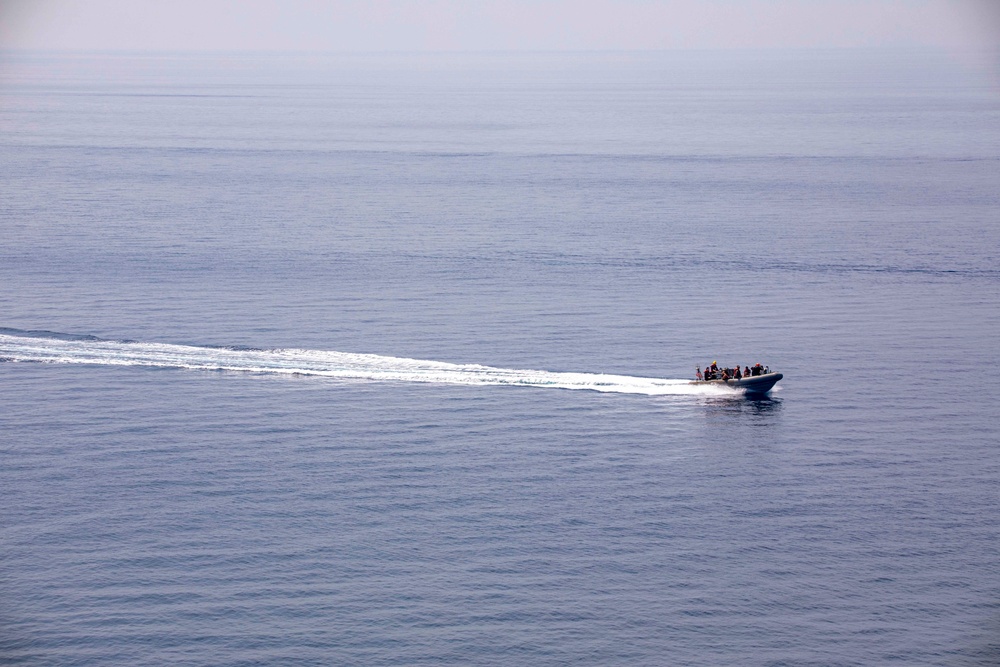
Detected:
[{"left": 691, "top": 372, "right": 782, "bottom": 394}]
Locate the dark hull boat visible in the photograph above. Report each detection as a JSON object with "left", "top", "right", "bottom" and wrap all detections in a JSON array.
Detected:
[{"left": 692, "top": 372, "right": 782, "bottom": 395}]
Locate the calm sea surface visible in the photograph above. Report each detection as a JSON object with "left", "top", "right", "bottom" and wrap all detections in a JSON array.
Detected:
[{"left": 2, "top": 50, "right": 999, "bottom": 665}]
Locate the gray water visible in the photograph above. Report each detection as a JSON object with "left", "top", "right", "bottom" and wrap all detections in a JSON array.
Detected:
[{"left": 2, "top": 50, "right": 999, "bottom": 665}]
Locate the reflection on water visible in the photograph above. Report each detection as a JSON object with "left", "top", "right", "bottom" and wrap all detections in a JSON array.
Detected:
[{"left": 702, "top": 394, "right": 783, "bottom": 424}]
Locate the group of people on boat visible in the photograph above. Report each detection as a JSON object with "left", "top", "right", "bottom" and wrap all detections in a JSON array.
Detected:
[{"left": 696, "top": 361, "right": 768, "bottom": 381}]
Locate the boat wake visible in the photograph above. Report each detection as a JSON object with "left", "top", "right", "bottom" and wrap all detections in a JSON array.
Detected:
[{"left": 0, "top": 330, "right": 736, "bottom": 396}]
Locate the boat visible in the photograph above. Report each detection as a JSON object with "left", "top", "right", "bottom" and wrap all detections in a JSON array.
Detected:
[{"left": 691, "top": 368, "right": 783, "bottom": 394}]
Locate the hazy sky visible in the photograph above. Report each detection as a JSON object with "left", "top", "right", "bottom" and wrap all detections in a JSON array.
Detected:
[{"left": 1, "top": 0, "right": 998, "bottom": 53}]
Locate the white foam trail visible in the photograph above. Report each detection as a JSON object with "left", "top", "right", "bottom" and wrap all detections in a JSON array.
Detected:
[{"left": 0, "top": 333, "right": 736, "bottom": 396}]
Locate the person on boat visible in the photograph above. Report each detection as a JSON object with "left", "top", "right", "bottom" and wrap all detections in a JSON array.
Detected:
[
  {"left": 744, "top": 366, "right": 751, "bottom": 378},
  {"left": 734, "top": 366, "right": 742, "bottom": 379},
  {"left": 721, "top": 368, "right": 730, "bottom": 381},
  {"left": 711, "top": 361, "right": 718, "bottom": 372},
  {"left": 704, "top": 365, "right": 713, "bottom": 380},
  {"left": 696, "top": 367, "right": 703, "bottom": 380}
]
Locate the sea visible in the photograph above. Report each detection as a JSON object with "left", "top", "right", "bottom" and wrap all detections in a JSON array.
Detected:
[{"left": 1, "top": 49, "right": 999, "bottom": 666}]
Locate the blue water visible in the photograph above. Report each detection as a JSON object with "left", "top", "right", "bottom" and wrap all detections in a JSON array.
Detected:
[{"left": 2, "top": 50, "right": 999, "bottom": 665}]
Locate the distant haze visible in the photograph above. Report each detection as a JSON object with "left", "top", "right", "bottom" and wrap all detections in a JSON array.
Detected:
[{"left": 1, "top": 0, "right": 999, "bottom": 53}]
